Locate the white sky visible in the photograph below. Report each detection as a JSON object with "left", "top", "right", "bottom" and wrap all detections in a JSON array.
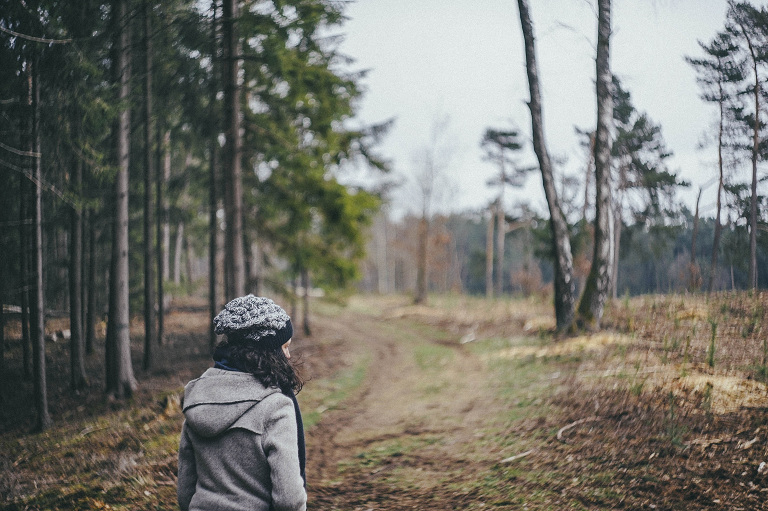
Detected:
[{"left": 338, "top": 0, "right": 760, "bottom": 220}]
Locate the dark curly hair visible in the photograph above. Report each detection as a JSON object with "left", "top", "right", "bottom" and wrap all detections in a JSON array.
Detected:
[{"left": 215, "top": 335, "right": 303, "bottom": 394}]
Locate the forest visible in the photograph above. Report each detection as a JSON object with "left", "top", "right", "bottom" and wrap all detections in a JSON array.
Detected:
[{"left": 3, "top": 0, "right": 768, "bottom": 509}]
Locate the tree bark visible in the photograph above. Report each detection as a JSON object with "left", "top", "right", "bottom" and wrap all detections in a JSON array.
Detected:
[
  {"left": 495, "top": 196, "right": 505, "bottom": 297},
  {"left": 708, "top": 93, "right": 725, "bottom": 293},
  {"left": 222, "top": 0, "right": 245, "bottom": 300},
  {"left": 69, "top": 156, "right": 87, "bottom": 390},
  {"left": 19, "top": 113, "right": 31, "bottom": 379},
  {"left": 85, "top": 216, "right": 96, "bottom": 354},
  {"left": 414, "top": 216, "right": 428, "bottom": 304},
  {"left": 301, "top": 268, "right": 311, "bottom": 337},
  {"left": 174, "top": 222, "right": 184, "bottom": 285},
  {"left": 30, "top": 54, "right": 52, "bottom": 430},
  {"left": 485, "top": 203, "right": 494, "bottom": 298},
  {"left": 186, "top": 232, "right": 194, "bottom": 283},
  {"left": 690, "top": 187, "right": 703, "bottom": 291},
  {"left": 735, "top": 15, "right": 760, "bottom": 290},
  {"left": 516, "top": 0, "right": 575, "bottom": 331},
  {"left": 106, "top": 0, "right": 138, "bottom": 398},
  {"left": 749, "top": 55, "right": 759, "bottom": 290},
  {"left": 142, "top": 0, "right": 156, "bottom": 371},
  {"left": 577, "top": 0, "right": 614, "bottom": 330},
  {"left": 157, "top": 128, "right": 168, "bottom": 344},
  {"left": 208, "top": 0, "right": 219, "bottom": 349}
]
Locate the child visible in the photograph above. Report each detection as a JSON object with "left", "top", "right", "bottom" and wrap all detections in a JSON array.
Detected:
[{"left": 178, "top": 295, "right": 306, "bottom": 511}]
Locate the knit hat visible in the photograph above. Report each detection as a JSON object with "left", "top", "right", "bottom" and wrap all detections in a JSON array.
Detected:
[{"left": 213, "top": 295, "right": 293, "bottom": 350}]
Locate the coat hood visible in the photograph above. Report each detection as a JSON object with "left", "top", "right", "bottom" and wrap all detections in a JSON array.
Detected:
[{"left": 182, "top": 368, "right": 281, "bottom": 438}]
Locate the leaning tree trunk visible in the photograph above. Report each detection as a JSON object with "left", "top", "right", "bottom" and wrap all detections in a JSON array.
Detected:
[
  {"left": 222, "top": 0, "right": 245, "bottom": 300},
  {"left": 30, "top": 54, "right": 52, "bottom": 430},
  {"left": 577, "top": 0, "right": 614, "bottom": 330},
  {"left": 142, "top": 0, "right": 156, "bottom": 371},
  {"left": 516, "top": 0, "right": 575, "bottom": 331},
  {"left": 69, "top": 155, "right": 87, "bottom": 389},
  {"left": 106, "top": 0, "right": 137, "bottom": 399}
]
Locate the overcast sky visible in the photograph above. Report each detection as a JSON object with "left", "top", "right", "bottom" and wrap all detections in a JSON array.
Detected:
[{"left": 338, "top": 0, "right": 758, "bottom": 220}]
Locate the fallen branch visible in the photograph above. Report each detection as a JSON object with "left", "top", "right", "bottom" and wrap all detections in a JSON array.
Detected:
[
  {"left": 557, "top": 416, "right": 601, "bottom": 442},
  {"left": 500, "top": 449, "right": 535, "bottom": 463}
]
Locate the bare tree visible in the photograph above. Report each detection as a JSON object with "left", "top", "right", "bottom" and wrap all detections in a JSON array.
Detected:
[
  {"left": 413, "top": 114, "right": 451, "bottom": 305},
  {"left": 516, "top": 0, "right": 575, "bottom": 331},
  {"left": 577, "top": 0, "right": 614, "bottom": 329}
]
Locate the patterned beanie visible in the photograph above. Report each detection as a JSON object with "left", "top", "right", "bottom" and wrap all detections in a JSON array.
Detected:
[{"left": 213, "top": 295, "right": 293, "bottom": 350}]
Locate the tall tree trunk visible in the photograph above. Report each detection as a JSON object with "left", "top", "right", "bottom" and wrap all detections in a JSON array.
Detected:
[
  {"left": 85, "top": 217, "right": 96, "bottom": 354},
  {"left": 106, "top": 0, "right": 137, "bottom": 398},
  {"left": 495, "top": 196, "right": 505, "bottom": 297},
  {"left": 209, "top": 139, "right": 219, "bottom": 348},
  {"left": 19, "top": 117, "right": 31, "bottom": 379},
  {"left": 291, "top": 277, "right": 298, "bottom": 322},
  {"left": 611, "top": 198, "right": 621, "bottom": 299},
  {"left": 174, "top": 222, "right": 184, "bottom": 285},
  {"left": 485, "top": 203, "right": 494, "bottom": 298},
  {"left": 516, "top": 0, "right": 575, "bottom": 331},
  {"left": 186, "top": 232, "right": 194, "bottom": 283},
  {"left": 736, "top": 18, "right": 760, "bottom": 290},
  {"left": 749, "top": 61, "right": 759, "bottom": 290},
  {"left": 708, "top": 95, "right": 725, "bottom": 293},
  {"left": 142, "top": 0, "right": 156, "bottom": 371},
  {"left": 208, "top": 0, "right": 220, "bottom": 350},
  {"left": 161, "top": 132, "right": 171, "bottom": 284},
  {"left": 222, "top": 0, "right": 245, "bottom": 300},
  {"left": 375, "top": 213, "right": 388, "bottom": 294},
  {"left": 301, "top": 268, "right": 311, "bottom": 337},
  {"left": 69, "top": 156, "right": 87, "bottom": 390},
  {"left": 577, "top": 0, "right": 614, "bottom": 330},
  {"left": 690, "top": 187, "right": 703, "bottom": 291},
  {"left": 414, "top": 216, "right": 428, "bottom": 304},
  {"left": 156, "top": 128, "right": 168, "bottom": 344},
  {"left": 31, "top": 54, "right": 52, "bottom": 430}
]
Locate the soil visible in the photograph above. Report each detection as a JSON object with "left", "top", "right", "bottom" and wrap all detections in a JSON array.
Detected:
[{"left": 2, "top": 293, "right": 768, "bottom": 510}]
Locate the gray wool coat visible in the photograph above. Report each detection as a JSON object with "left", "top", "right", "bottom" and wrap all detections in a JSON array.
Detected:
[{"left": 177, "top": 368, "right": 307, "bottom": 511}]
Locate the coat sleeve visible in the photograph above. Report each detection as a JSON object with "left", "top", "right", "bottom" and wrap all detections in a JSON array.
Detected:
[
  {"left": 262, "top": 396, "right": 307, "bottom": 511},
  {"left": 177, "top": 421, "right": 197, "bottom": 511}
]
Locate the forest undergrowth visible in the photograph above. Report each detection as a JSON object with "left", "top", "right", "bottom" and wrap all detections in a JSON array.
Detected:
[{"left": 1, "top": 292, "right": 768, "bottom": 509}]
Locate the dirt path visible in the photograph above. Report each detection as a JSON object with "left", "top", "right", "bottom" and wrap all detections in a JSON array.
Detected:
[{"left": 298, "top": 302, "right": 501, "bottom": 509}]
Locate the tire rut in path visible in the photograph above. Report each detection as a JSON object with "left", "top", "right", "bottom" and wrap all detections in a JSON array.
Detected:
[{"left": 304, "top": 311, "right": 496, "bottom": 508}]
